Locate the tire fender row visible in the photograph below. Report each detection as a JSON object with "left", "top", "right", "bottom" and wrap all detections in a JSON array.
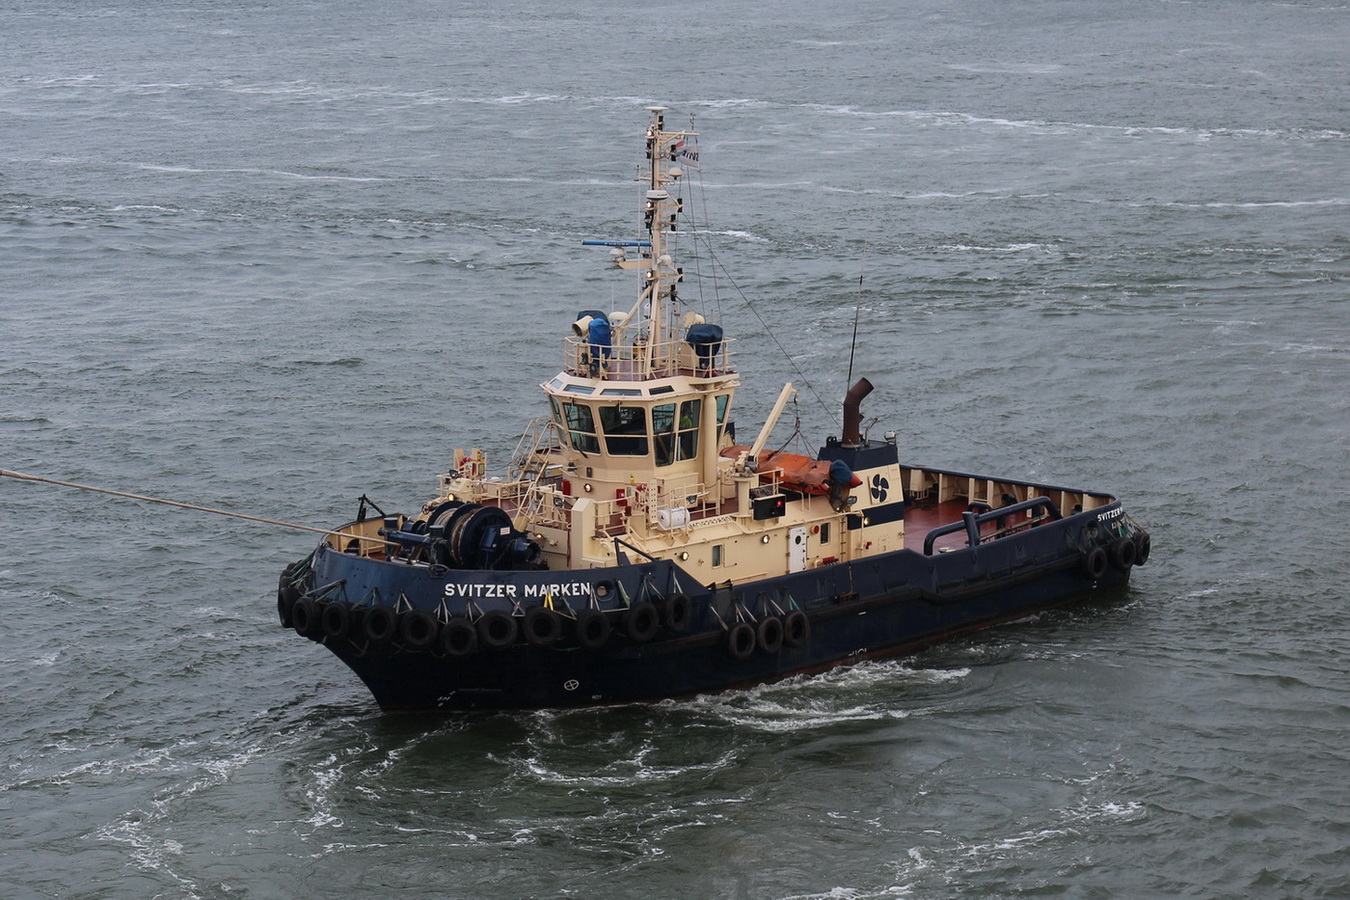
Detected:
[
  {"left": 278, "top": 578, "right": 694, "bottom": 657},
  {"left": 725, "top": 605, "right": 811, "bottom": 660},
  {"left": 1080, "top": 528, "right": 1151, "bottom": 581}
]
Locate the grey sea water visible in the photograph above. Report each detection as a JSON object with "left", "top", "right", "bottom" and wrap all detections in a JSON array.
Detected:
[{"left": 3, "top": 1, "right": 1348, "bottom": 897}]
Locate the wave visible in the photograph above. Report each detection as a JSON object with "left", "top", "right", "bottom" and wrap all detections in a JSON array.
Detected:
[
  {"left": 109, "top": 204, "right": 179, "bottom": 213},
  {"left": 1195, "top": 198, "right": 1350, "bottom": 209},
  {"left": 514, "top": 743, "right": 743, "bottom": 790},
  {"left": 946, "top": 62, "right": 1066, "bottom": 75},
  {"left": 667, "top": 660, "right": 973, "bottom": 733},
  {"left": 934, "top": 242, "right": 1059, "bottom": 254},
  {"left": 293, "top": 357, "right": 364, "bottom": 368},
  {"left": 790, "top": 101, "right": 1350, "bottom": 142},
  {"left": 134, "top": 162, "right": 390, "bottom": 183}
]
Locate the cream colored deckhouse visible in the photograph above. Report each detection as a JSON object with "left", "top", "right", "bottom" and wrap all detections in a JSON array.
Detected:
[{"left": 425, "top": 108, "right": 899, "bottom": 585}]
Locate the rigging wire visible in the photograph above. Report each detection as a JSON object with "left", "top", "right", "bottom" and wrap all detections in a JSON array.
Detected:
[
  {"left": 668, "top": 117, "right": 841, "bottom": 430},
  {"left": 683, "top": 122, "right": 726, "bottom": 326},
  {"left": 635, "top": 112, "right": 848, "bottom": 431},
  {"left": 697, "top": 241, "right": 839, "bottom": 428},
  {"left": 771, "top": 396, "right": 811, "bottom": 457},
  {"left": 0, "top": 467, "right": 388, "bottom": 543},
  {"left": 698, "top": 146, "right": 727, "bottom": 327}
]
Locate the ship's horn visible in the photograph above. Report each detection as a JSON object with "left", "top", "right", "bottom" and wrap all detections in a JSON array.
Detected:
[{"left": 841, "top": 378, "right": 874, "bottom": 447}]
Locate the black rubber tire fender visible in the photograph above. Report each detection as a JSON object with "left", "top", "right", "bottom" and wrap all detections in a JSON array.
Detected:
[
  {"left": 320, "top": 601, "right": 351, "bottom": 640},
  {"left": 574, "top": 608, "right": 611, "bottom": 649},
  {"left": 477, "top": 609, "right": 518, "bottom": 649},
  {"left": 727, "top": 622, "right": 756, "bottom": 659},
  {"left": 783, "top": 610, "right": 810, "bottom": 648},
  {"left": 1082, "top": 546, "right": 1109, "bottom": 580},
  {"left": 277, "top": 574, "right": 301, "bottom": 628},
  {"left": 624, "top": 602, "right": 660, "bottom": 642},
  {"left": 363, "top": 605, "right": 398, "bottom": 646},
  {"left": 757, "top": 616, "right": 784, "bottom": 654},
  {"left": 277, "top": 590, "right": 296, "bottom": 629},
  {"left": 1133, "top": 531, "right": 1151, "bottom": 566},
  {"left": 400, "top": 609, "right": 440, "bottom": 651},
  {"left": 524, "top": 606, "right": 563, "bottom": 646},
  {"left": 440, "top": 617, "right": 478, "bottom": 657},
  {"left": 291, "top": 598, "right": 322, "bottom": 640},
  {"left": 662, "top": 593, "right": 692, "bottom": 632},
  {"left": 1111, "top": 537, "right": 1137, "bottom": 572}
]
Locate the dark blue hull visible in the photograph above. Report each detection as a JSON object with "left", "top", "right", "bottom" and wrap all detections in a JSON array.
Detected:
[{"left": 279, "top": 500, "right": 1145, "bottom": 711}]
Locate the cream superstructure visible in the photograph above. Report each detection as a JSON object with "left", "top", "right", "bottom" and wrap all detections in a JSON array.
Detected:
[{"left": 417, "top": 108, "right": 904, "bottom": 585}]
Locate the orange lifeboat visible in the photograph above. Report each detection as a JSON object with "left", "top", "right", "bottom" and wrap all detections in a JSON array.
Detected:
[{"left": 720, "top": 446, "right": 862, "bottom": 496}]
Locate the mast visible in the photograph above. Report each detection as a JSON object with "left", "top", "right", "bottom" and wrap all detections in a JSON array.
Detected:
[{"left": 639, "top": 106, "right": 692, "bottom": 375}]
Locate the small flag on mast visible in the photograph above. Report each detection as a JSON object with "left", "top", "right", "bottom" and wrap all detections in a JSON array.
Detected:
[{"left": 672, "top": 138, "right": 700, "bottom": 168}]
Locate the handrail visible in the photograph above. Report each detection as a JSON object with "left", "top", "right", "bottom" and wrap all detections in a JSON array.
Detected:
[
  {"left": 922, "top": 496, "right": 1063, "bottom": 556},
  {"left": 563, "top": 334, "right": 735, "bottom": 380},
  {"left": 512, "top": 418, "right": 566, "bottom": 523},
  {"left": 612, "top": 536, "right": 660, "bottom": 563}
]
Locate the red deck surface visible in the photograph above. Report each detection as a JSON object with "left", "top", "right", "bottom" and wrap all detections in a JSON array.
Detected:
[{"left": 904, "top": 499, "right": 982, "bottom": 554}]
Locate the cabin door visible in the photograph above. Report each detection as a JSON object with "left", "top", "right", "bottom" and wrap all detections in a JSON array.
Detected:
[{"left": 788, "top": 526, "right": 808, "bottom": 573}]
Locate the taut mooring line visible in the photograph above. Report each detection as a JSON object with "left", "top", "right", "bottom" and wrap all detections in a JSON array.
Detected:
[{"left": 1, "top": 467, "right": 342, "bottom": 538}]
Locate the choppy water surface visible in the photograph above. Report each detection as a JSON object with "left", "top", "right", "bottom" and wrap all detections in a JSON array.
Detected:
[{"left": 3, "top": 1, "right": 1348, "bottom": 897}]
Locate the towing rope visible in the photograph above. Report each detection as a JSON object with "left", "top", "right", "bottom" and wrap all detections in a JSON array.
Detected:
[{"left": 1, "top": 466, "right": 353, "bottom": 539}]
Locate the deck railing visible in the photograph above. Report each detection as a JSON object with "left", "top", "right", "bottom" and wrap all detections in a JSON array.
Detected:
[
  {"left": 922, "top": 496, "right": 1063, "bottom": 556},
  {"left": 563, "top": 335, "right": 734, "bottom": 381}
]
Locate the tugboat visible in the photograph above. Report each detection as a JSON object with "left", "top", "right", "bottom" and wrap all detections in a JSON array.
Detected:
[{"left": 277, "top": 107, "right": 1151, "bottom": 711}]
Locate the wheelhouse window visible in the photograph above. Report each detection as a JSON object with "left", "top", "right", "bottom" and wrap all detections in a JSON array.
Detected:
[
  {"left": 598, "top": 405, "right": 649, "bottom": 456},
  {"left": 677, "top": 398, "right": 701, "bottom": 460},
  {"left": 653, "top": 399, "right": 701, "bottom": 466},
  {"left": 561, "top": 401, "right": 600, "bottom": 454},
  {"left": 653, "top": 403, "right": 675, "bottom": 466},
  {"left": 715, "top": 394, "right": 731, "bottom": 439}
]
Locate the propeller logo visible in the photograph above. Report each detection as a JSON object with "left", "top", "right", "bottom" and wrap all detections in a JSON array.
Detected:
[{"left": 870, "top": 474, "right": 889, "bottom": 502}]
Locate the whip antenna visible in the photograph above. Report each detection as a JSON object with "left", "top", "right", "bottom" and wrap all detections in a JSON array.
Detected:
[{"left": 846, "top": 246, "right": 866, "bottom": 387}]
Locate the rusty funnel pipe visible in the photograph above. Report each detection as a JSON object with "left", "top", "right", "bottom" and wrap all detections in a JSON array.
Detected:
[{"left": 841, "top": 377, "right": 874, "bottom": 447}]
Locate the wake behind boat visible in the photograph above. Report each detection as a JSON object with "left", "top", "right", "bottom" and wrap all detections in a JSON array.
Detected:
[{"left": 276, "top": 107, "right": 1151, "bottom": 711}]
